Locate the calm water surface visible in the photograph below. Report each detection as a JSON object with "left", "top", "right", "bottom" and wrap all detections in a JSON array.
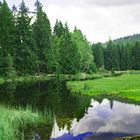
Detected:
[{"left": 0, "top": 80, "right": 140, "bottom": 140}]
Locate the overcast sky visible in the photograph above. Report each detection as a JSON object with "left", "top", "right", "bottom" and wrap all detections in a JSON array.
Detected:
[{"left": 7, "top": 0, "right": 140, "bottom": 43}]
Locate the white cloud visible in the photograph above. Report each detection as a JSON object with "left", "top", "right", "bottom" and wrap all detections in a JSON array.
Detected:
[
  {"left": 46, "top": 0, "right": 140, "bottom": 7},
  {"left": 87, "top": 0, "right": 140, "bottom": 7},
  {"left": 45, "top": 2, "right": 140, "bottom": 43}
]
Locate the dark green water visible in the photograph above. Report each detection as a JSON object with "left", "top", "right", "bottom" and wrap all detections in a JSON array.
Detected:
[{"left": 0, "top": 80, "right": 140, "bottom": 140}]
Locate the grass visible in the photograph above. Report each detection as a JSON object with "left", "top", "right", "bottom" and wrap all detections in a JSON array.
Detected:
[
  {"left": 67, "top": 74, "right": 140, "bottom": 102},
  {"left": 116, "top": 135, "right": 140, "bottom": 140},
  {"left": 0, "top": 105, "right": 52, "bottom": 140}
]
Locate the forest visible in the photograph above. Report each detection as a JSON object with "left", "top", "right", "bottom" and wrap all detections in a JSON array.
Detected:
[
  {"left": 1, "top": 0, "right": 140, "bottom": 78},
  {"left": 93, "top": 38, "right": 140, "bottom": 71},
  {"left": 0, "top": 0, "right": 94, "bottom": 77}
]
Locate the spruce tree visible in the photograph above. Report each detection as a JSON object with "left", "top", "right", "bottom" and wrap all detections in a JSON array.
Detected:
[
  {"left": 0, "top": 0, "right": 16, "bottom": 76},
  {"left": 53, "top": 20, "right": 65, "bottom": 38},
  {"left": 119, "top": 44, "right": 131, "bottom": 70},
  {"left": 59, "top": 23, "right": 77, "bottom": 74},
  {"left": 132, "top": 42, "right": 140, "bottom": 70},
  {"left": 33, "top": 0, "right": 52, "bottom": 74},
  {"left": 104, "top": 40, "right": 120, "bottom": 71},
  {"left": 92, "top": 43, "right": 104, "bottom": 69},
  {"left": 52, "top": 20, "right": 65, "bottom": 76},
  {"left": 104, "top": 40, "right": 114, "bottom": 70},
  {"left": 15, "top": 0, "right": 38, "bottom": 75}
]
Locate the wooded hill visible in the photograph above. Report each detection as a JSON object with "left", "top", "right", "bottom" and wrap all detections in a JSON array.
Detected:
[
  {"left": 114, "top": 34, "right": 140, "bottom": 45},
  {"left": 93, "top": 36, "right": 140, "bottom": 71}
]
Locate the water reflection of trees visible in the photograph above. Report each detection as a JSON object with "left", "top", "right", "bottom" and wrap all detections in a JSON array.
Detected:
[
  {"left": 23, "top": 122, "right": 53, "bottom": 140},
  {"left": 0, "top": 82, "right": 17, "bottom": 104}
]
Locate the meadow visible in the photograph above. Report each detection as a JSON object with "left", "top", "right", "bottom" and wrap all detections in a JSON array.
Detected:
[{"left": 67, "top": 74, "right": 140, "bottom": 102}]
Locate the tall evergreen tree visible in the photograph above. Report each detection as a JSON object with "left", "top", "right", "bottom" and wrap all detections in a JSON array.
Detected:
[
  {"left": 122, "top": 44, "right": 132, "bottom": 70},
  {"left": 15, "top": 0, "right": 37, "bottom": 75},
  {"left": 132, "top": 42, "right": 140, "bottom": 70},
  {"left": 104, "top": 40, "right": 114, "bottom": 70},
  {"left": 92, "top": 43, "right": 104, "bottom": 69},
  {"left": 104, "top": 40, "right": 120, "bottom": 70},
  {"left": 53, "top": 20, "right": 65, "bottom": 38},
  {"left": 59, "top": 23, "right": 78, "bottom": 74},
  {"left": 0, "top": 0, "right": 16, "bottom": 76},
  {"left": 52, "top": 20, "right": 65, "bottom": 76},
  {"left": 33, "top": 0, "right": 52, "bottom": 74}
]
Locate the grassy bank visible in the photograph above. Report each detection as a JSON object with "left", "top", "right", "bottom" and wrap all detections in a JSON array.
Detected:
[
  {"left": 0, "top": 105, "right": 52, "bottom": 140},
  {"left": 116, "top": 136, "right": 140, "bottom": 140},
  {"left": 0, "top": 70, "right": 128, "bottom": 85},
  {"left": 0, "top": 75, "right": 51, "bottom": 85},
  {"left": 0, "top": 73, "right": 102, "bottom": 85},
  {"left": 67, "top": 74, "right": 140, "bottom": 102}
]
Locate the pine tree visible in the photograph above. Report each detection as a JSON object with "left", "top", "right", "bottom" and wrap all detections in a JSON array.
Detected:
[
  {"left": 0, "top": 0, "right": 16, "bottom": 76},
  {"left": 59, "top": 23, "right": 77, "bottom": 74},
  {"left": 92, "top": 43, "right": 104, "bottom": 69},
  {"left": 33, "top": 0, "right": 52, "bottom": 74},
  {"left": 112, "top": 45, "right": 120, "bottom": 70},
  {"left": 119, "top": 44, "right": 132, "bottom": 70},
  {"left": 53, "top": 20, "right": 65, "bottom": 38},
  {"left": 15, "top": 0, "right": 38, "bottom": 75},
  {"left": 104, "top": 40, "right": 120, "bottom": 70},
  {"left": 104, "top": 40, "right": 114, "bottom": 70},
  {"left": 132, "top": 42, "right": 140, "bottom": 70},
  {"left": 52, "top": 20, "right": 65, "bottom": 76},
  {"left": 125, "top": 43, "right": 132, "bottom": 70}
]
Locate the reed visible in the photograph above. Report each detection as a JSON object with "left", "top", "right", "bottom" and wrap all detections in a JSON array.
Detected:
[{"left": 0, "top": 105, "right": 52, "bottom": 140}]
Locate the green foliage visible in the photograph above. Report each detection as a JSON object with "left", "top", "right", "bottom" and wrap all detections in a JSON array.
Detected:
[
  {"left": 92, "top": 43, "right": 104, "bottom": 68},
  {"left": 114, "top": 34, "right": 140, "bottom": 45},
  {"left": 93, "top": 38, "right": 140, "bottom": 72},
  {"left": 15, "top": 1, "right": 38, "bottom": 75},
  {"left": 33, "top": 2, "right": 52, "bottom": 74},
  {"left": 53, "top": 22, "right": 94, "bottom": 74},
  {"left": 4, "top": 53, "right": 16, "bottom": 77},
  {"left": 0, "top": 0, "right": 16, "bottom": 76},
  {"left": 132, "top": 42, "right": 140, "bottom": 70},
  {"left": 72, "top": 28, "right": 94, "bottom": 73},
  {"left": 58, "top": 23, "right": 78, "bottom": 74},
  {"left": 104, "top": 40, "right": 120, "bottom": 70}
]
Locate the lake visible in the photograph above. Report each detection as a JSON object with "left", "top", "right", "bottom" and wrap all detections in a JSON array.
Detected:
[{"left": 0, "top": 80, "right": 140, "bottom": 140}]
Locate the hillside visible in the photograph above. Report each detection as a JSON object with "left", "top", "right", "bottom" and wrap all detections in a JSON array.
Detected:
[{"left": 113, "top": 34, "right": 140, "bottom": 45}]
